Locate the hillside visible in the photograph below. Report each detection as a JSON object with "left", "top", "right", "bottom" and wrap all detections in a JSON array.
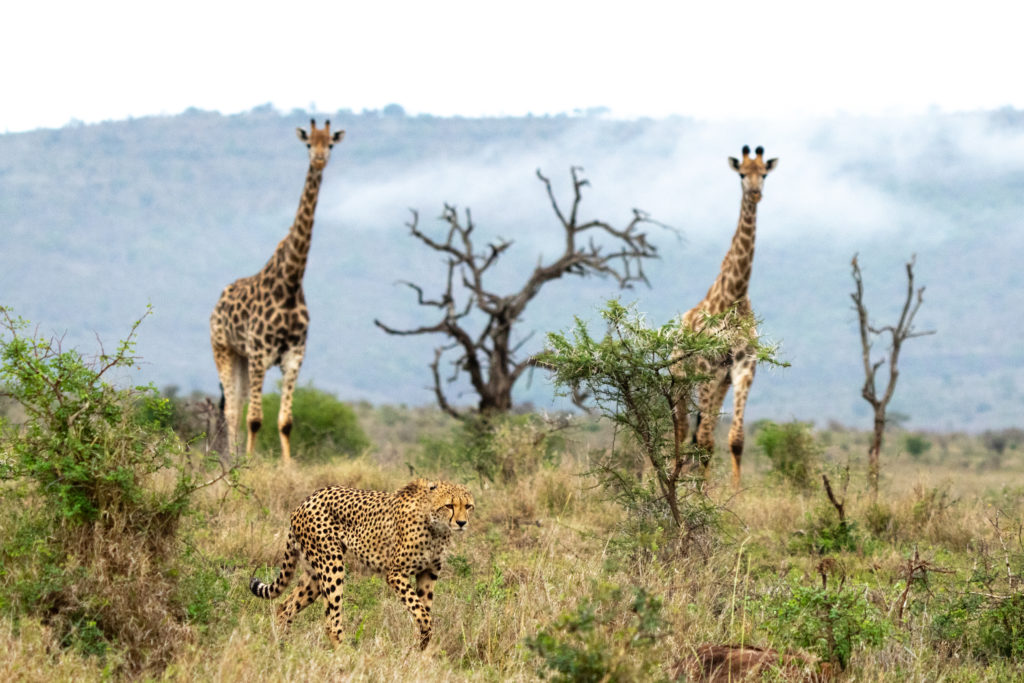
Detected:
[{"left": 2, "top": 106, "right": 1023, "bottom": 430}]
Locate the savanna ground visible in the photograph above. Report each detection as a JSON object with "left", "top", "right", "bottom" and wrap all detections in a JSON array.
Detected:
[{"left": 2, "top": 387, "right": 1023, "bottom": 682}]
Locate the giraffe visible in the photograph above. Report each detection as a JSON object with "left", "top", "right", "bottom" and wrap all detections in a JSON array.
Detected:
[
  {"left": 210, "top": 119, "right": 344, "bottom": 462},
  {"left": 672, "top": 145, "right": 778, "bottom": 489}
]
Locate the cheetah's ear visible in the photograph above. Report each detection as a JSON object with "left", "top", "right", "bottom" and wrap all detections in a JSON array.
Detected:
[{"left": 428, "top": 481, "right": 438, "bottom": 491}]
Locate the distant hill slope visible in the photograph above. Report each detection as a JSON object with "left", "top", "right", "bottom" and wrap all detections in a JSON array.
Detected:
[{"left": 2, "top": 106, "right": 1022, "bottom": 431}]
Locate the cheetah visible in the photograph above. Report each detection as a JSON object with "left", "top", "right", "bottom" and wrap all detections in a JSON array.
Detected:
[{"left": 249, "top": 478, "right": 474, "bottom": 649}]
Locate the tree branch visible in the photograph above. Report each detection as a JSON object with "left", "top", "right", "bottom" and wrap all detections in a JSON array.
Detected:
[{"left": 377, "top": 167, "right": 668, "bottom": 417}]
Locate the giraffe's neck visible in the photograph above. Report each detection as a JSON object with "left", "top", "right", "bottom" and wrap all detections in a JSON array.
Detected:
[
  {"left": 268, "top": 163, "right": 324, "bottom": 289},
  {"left": 705, "top": 192, "right": 758, "bottom": 312}
]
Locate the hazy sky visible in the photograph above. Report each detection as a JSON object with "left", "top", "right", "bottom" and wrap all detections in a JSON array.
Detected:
[{"left": 2, "top": 1, "right": 1019, "bottom": 132}]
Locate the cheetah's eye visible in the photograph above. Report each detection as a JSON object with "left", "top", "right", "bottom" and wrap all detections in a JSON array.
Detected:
[
  {"left": 444, "top": 503, "right": 454, "bottom": 510},
  {"left": 738, "top": 173, "right": 746, "bottom": 179},
  {"left": 466, "top": 504, "right": 474, "bottom": 511}
]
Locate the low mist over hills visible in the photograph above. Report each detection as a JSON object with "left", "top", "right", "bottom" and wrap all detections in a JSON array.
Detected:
[{"left": 2, "top": 105, "right": 1023, "bottom": 431}]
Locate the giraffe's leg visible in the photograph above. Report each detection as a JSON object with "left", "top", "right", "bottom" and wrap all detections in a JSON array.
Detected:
[
  {"left": 245, "top": 357, "right": 268, "bottom": 455},
  {"left": 212, "top": 344, "right": 244, "bottom": 459},
  {"left": 231, "top": 355, "right": 248, "bottom": 458},
  {"left": 695, "top": 370, "right": 731, "bottom": 471},
  {"left": 727, "top": 356, "right": 756, "bottom": 490},
  {"left": 277, "top": 347, "right": 305, "bottom": 464},
  {"left": 387, "top": 570, "right": 432, "bottom": 650}
]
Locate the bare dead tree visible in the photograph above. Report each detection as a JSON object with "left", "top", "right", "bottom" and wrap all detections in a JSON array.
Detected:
[
  {"left": 374, "top": 166, "right": 666, "bottom": 419},
  {"left": 850, "top": 254, "right": 935, "bottom": 501}
]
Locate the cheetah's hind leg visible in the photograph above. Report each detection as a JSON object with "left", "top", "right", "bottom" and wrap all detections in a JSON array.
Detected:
[{"left": 276, "top": 569, "right": 321, "bottom": 630}]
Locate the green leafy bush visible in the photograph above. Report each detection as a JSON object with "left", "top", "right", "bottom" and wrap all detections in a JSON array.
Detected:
[
  {"left": 254, "top": 384, "right": 369, "bottom": 459},
  {"left": 755, "top": 420, "right": 821, "bottom": 490},
  {"left": 0, "top": 307, "right": 198, "bottom": 529},
  {"left": 931, "top": 538, "right": 1024, "bottom": 661},
  {"left": 903, "top": 433, "right": 931, "bottom": 458},
  {"left": 755, "top": 577, "right": 892, "bottom": 670},
  {"left": 932, "top": 593, "right": 1024, "bottom": 660},
  {"left": 790, "top": 507, "right": 861, "bottom": 555},
  {"left": 0, "top": 307, "right": 236, "bottom": 674},
  {"left": 525, "top": 583, "right": 664, "bottom": 682},
  {"left": 540, "top": 300, "right": 780, "bottom": 548}
]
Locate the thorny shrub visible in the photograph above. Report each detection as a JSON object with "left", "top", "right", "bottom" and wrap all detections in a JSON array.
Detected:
[{"left": 0, "top": 306, "right": 239, "bottom": 674}]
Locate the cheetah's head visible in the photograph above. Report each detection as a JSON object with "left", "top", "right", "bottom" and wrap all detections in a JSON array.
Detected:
[{"left": 426, "top": 480, "right": 475, "bottom": 532}]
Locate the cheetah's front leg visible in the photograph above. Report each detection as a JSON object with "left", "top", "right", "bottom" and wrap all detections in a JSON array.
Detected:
[
  {"left": 387, "top": 571, "right": 432, "bottom": 650},
  {"left": 415, "top": 559, "right": 442, "bottom": 622}
]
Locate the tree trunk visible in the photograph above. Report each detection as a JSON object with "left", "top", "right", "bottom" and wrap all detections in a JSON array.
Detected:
[{"left": 868, "top": 412, "right": 884, "bottom": 502}]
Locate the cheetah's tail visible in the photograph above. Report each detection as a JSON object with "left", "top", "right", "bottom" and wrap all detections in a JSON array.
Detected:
[{"left": 249, "top": 533, "right": 300, "bottom": 600}]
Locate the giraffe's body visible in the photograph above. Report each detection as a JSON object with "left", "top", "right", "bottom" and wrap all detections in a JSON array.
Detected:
[
  {"left": 673, "top": 146, "right": 778, "bottom": 488},
  {"left": 210, "top": 120, "right": 344, "bottom": 462}
]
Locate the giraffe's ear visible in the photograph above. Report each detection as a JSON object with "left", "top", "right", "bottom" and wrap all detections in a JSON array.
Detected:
[
  {"left": 728, "top": 157, "right": 741, "bottom": 171},
  {"left": 296, "top": 127, "right": 309, "bottom": 142},
  {"left": 332, "top": 130, "right": 345, "bottom": 144},
  {"left": 764, "top": 158, "right": 779, "bottom": 172}
]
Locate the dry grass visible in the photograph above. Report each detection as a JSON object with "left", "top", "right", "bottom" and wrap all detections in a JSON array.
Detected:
[{"left": 3, "top": 408, "right": 1024, "bottom": 681}]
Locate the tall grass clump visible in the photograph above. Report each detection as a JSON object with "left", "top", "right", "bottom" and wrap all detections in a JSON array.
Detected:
[
  {"left": 417, "top": 412, "right": 562, "bottom": 485},
  {"left": 0, "top": 307, "right": 235, "bottom": 675}
]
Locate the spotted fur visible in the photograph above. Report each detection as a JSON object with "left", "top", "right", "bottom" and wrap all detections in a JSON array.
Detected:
[
  {"left": 249, "top": 478, "right": 474, "bottom": 649},
  {"left": 672, "top": 145, "right": 778, "bottom": 489},
  {"left": 210, "top": 119, "right": 344, "bottom": 462}
]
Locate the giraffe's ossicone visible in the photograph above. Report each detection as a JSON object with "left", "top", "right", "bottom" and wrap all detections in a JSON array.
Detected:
[{"left": 210, "top": 119, "right": 345, "bottom": 462}]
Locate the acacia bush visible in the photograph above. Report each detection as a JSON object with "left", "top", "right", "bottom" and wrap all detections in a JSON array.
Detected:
[
  {"left": 753, "top": 575, "right": 892, "bottom": 670},
  {"left": 541, "top": 300, "right": 781, "bottom": 557},
  {"left": 0, "top": 307, "right": 235, "bottom": 674},
  {"left": 930, "top": 527, "right": 1024, "bottom": 661}
]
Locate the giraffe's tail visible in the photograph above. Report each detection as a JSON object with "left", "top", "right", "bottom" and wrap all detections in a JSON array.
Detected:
[{"left": 250, "top": 531, "right": 301, "bottom": 600}]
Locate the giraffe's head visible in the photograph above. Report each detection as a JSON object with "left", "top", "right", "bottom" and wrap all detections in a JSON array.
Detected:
[
  {"left": 296, "top": 119, "right": 345, "bottom": 170},
  {"left": 728, "top": 146, "right": 778, "bottom": 202}
]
